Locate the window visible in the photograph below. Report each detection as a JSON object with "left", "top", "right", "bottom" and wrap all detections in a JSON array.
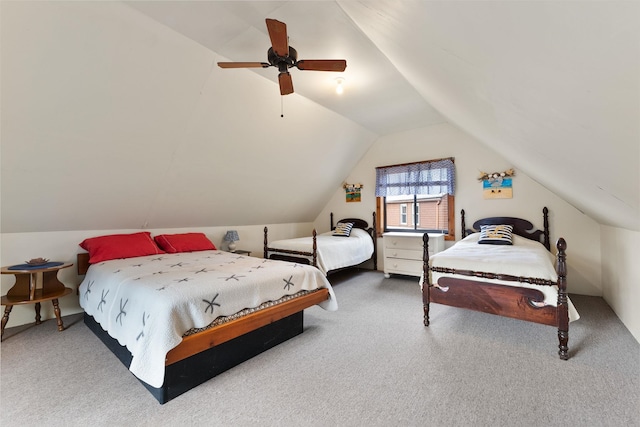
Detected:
[
  {"left": 375, "top": 158, "right": 455, "bottom": 240},
  {"left": 400, "top": 204, "right": 408, "bottom": 225}
]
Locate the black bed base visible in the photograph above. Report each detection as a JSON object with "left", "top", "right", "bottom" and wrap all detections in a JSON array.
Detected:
[{"left": 84, "top": 311, "right": 304, "bottom": 404}]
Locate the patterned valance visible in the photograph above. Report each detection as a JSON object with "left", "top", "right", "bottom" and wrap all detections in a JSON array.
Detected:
[{"left": 375, "top": 158, "right": 455, "bottom": 197}]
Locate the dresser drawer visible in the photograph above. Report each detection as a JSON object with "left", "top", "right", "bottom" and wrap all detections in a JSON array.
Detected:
[
  {"left": 384, "top": 236, "right": 423, "bottom": 251},
  {"left": 384, "top": 248, "right": 422, "bottom": 260},
  {"left": 384, "top": 258, "right": 424, "bottom": 276}
]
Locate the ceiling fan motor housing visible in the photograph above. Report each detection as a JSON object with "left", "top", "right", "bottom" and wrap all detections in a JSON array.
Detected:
[{"left": 268, "top": 46, "right": 298, "bottom": 72}]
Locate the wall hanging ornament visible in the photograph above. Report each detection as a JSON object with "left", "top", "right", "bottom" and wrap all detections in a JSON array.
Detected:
[
  {"left": 343, "top": 183, "right": 363, "bottom": 203},
  {"left": 478, "top": 168, "right": 515, "bottom": 199}
]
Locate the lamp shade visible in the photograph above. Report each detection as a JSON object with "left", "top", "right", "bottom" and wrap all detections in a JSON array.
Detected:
[{"left": 224, "top": 230, "right": 239, "bottom": 242}]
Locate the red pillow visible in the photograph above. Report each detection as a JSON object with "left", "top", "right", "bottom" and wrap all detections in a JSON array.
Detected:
[
  {"left": 154, "top": 233, "right": 217, "bottom": 253},
  {"left": 80, "top": 232, "right": 165, "bottom": 264}
]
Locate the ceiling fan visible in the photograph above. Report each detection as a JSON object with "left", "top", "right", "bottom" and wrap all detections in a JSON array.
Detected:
[{"left": 217, "top": 18, "right": 347, "bottom": 96}]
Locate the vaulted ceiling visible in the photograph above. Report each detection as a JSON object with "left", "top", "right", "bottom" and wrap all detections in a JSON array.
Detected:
[{"left": 1, "top": 1, "right": 638, "bottom": 233}]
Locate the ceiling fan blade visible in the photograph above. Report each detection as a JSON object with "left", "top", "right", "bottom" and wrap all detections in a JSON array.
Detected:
[
  {"left": 217, "top": 62, "right": 270, "bottom": 69},
  {"left": 266, "top": 18, "right": 289, "bottom": 57},
  {"left": 278, "top": 72, "right": 294, "bottom": 95},
  {"left": 296, "top": 59, "right": 347, "bottom": 72}
]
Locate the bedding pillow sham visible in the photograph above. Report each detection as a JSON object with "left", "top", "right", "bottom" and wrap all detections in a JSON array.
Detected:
[
  {"left": 80, "top": 232, "right": 165, "bottom": 264},
  {"left": 154, "top": 232, "right": 217, "bottom": 253},
  {"left": 332, "top": 222, "right": 354, "bottom": 237},
  {"left": 478, "top": 224, "right": 514, "bottom": 245}
]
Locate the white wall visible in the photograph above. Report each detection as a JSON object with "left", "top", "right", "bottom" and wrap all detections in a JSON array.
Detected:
[
  {"left": 316, "top": 122, "right": 602, "bottom": 296},
  {"left": 0, "top": 222, "right": 313, "bottom": 329},
  {"left": 341, "top": 1, "right": 640, "bottom": 232},
  {"left": 1, "top": 1, "right": 377, "bottom": 234},
  {"left": 600, "top": 226, "right": 640, "bottom": 342}
]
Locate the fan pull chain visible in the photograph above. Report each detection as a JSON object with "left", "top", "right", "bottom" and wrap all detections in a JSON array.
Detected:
[{"left": 281, "top": 96, "right": 284, "bottom": 118}]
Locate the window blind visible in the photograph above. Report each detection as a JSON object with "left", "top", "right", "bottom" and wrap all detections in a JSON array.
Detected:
[{"left": 375, "top": 158, "right": 455, "bottom": 197}]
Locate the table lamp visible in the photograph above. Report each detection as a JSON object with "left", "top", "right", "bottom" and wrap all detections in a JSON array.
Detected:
[{"left": 224, "top": 230, "right": 239, "bottom": 252}]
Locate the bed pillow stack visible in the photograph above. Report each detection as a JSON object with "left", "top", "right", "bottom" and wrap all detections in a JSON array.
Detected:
[
  {"left": 154, "top": 233, "right": 217, "bottom": 253},
  {"left": 80, "top": 232, "right": 166, "bottom": 264},
  {"left": 80, "top": 231, "right": 218, "bottom": 263},
  {"left": 332, "top": 222, "right": 355, "bottom": 237},
  {"left": 478, "top": 224, "right": 514, "bottom": 245}
]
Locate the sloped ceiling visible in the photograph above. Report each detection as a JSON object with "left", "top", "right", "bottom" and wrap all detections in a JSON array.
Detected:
[
  {"left": 0, "top": 1, "right": 377, "bottom": 233},
  {"left": 339, "top": 1, "right": 639, "bottom": 231},
  {"left": 126, "top": 0, "right": 445, "bottom": 135},
  {"left": 1, "top": 1, "right": 638, "bottom": 233}
]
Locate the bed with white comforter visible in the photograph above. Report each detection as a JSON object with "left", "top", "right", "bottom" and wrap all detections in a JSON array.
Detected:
[
  {"left": 267, "top": 228, "right": 375, "bottom": 275},
  {"left": 427, "top": 233, "right": 579, "bottom": 321},
  {"left": 79, "top": 250, "right": 336, "bottom": 388}
]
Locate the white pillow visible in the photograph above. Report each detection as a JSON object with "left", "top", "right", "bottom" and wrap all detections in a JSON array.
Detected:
[
  {"left": 478, "top": 224, "right": 513, "bottom": 245},
  {"left": 332, "top": 222, "right": 354, "bottom": 237}
]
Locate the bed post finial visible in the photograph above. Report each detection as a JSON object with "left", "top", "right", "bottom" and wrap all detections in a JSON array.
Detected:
[
  {"left": 372, "top": 211, "right": 378, "bottom": 270},
  {"left": 556, "top": 237, "right": 569, "bottom": 360},
  {"left": 461, "top": 209, "right": 466, "bottom": 238},
  {"left": 330, "top": 212, "right": 334, "bottom": 230},
  {"left": 263, "top": 227, "right": 269, "bottom": 260},
  {"left": 372, "top": 211, "right": 377, "bottom": 238},
  {"left": 422, "top": 233, "right": 431, "bottom": 327},
  {"left": 543, "top": 207, "right": 550, "bottom": 251},
  {"left": 312, "top": 229, "right": 318, "bottom": 269}
]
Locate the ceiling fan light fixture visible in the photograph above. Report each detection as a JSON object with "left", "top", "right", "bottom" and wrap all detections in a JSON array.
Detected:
[
  {"left": 336, "top": 77, "right": 345, "bottom": 95},
  {"left": 217, "top": 19, "right": 347, "bottom": 97}
]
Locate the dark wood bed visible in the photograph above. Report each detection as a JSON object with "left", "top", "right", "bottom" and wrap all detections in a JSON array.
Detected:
[
  {"left": 422, "top": 207, "right": 571, "bottom": 359},
  {"left": 77, "top": 252, "right": 330, "bottom": 404},
  {"left": 263, "top": 212, "right": 378, "bottom": 275}
]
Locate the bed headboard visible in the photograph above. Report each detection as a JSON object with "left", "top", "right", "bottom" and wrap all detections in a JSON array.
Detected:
[
  {"left": 77, "top": 252, "right": 90, "bottom": 275},
  {"left": 461, "top": 207, "right": 550, "bottom": 251},
  {"left": 330, "top": 212, "right": 375, "bottom": 234}
]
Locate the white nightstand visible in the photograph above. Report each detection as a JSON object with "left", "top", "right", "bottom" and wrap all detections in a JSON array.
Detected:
[{"left": 382, "top": 232, "right": 444, "bottom": 278}]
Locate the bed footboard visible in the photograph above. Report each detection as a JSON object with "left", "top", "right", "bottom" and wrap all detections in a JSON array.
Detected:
[
  {"left": 429, "top": 277, "right": 558, "bottom": 326},
  {"left": 422, "top": 232, "right": 570, "bottom": 360},
  {"left": 264, "top": 227, "right": 318, "bottom": 268}
]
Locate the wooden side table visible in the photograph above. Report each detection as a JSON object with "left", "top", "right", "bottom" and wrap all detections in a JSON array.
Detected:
[{"left": 1, "top": 262, "right": 73, "bottom": 340}]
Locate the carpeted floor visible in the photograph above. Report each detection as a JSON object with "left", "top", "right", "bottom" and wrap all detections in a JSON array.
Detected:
[{"left": 1, "top": 270, "right": 638, "bottom": 426}]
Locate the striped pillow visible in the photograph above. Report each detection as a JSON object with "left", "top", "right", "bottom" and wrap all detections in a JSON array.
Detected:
[
  {"left": 478, "top": 224, "right": 513, "bottom": 245},
  {"left": 332, "top": 222, "right": 354, "bottom": 237}
]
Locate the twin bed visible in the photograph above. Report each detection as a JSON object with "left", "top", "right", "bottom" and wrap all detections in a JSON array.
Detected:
[
  {"left": 422, "top": 207, "right": 578, "bottom": 359},
  {"left": 264, "top": 212, "right": 377, "bottom": 275}
]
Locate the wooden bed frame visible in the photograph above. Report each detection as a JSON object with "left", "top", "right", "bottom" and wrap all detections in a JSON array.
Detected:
[
  {"left": 422, "top": 207, "right": 570, "bottom": 360},
  {"left": 263, "top": 212, "right": 378, "bottom": 275},
  {"left": 77, "top": 253, "right": 329, "bottom": 404}
]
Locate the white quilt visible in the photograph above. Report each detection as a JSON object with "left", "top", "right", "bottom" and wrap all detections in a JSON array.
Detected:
[
  {"left": 427, "top": 233, "right": 579, "bottom": 321},
  {"left": 267, "top": 228, "right": 374, "bottom": 275},
  {"left": 78, "top": 250, "right": 337, "bottom": 388}
]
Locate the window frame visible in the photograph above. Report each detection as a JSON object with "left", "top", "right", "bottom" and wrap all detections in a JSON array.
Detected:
[{"left": 375, "top": 158, "right": 455, "bottom": 241}]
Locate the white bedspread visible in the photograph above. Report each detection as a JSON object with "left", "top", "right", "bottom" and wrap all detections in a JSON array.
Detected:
[
  {"left": 427, "top": 233, "right": 579, "bottom": 321},
  {"left": 78, "top": 250, "right": 336, "bottom": 388},
  {"left": 268, "top": 228, "right": 374, "bottom": 275}
]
